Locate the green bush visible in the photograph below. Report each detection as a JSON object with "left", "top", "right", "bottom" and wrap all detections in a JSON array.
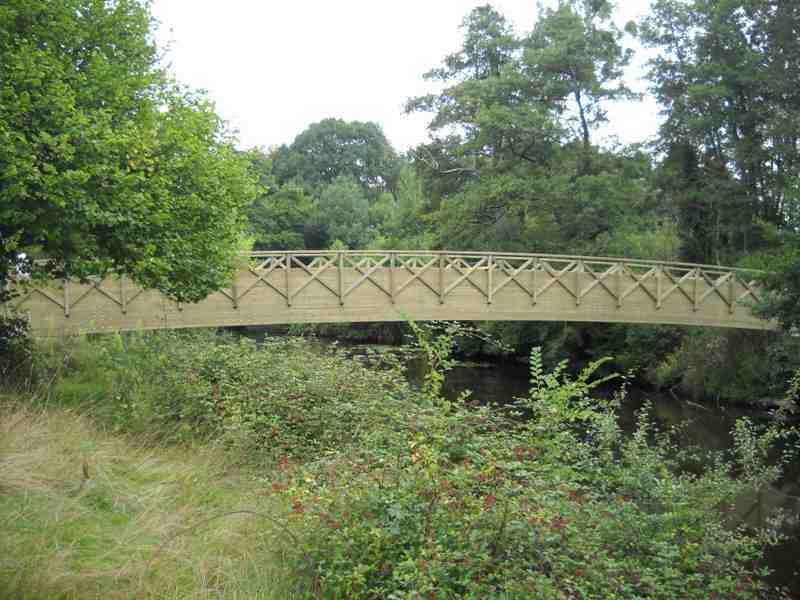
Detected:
[
  {"left": 0, "top": 313, "right": 33, "bottom": 389},
  {"left": 653, "top": 329, "right": 800, "bottom": 404},
  {"left": 37, "top": 331, "right": 416, "bottom": 457},
  {"left": 273, "top": 335, "right": 790, "bottom": 599}
]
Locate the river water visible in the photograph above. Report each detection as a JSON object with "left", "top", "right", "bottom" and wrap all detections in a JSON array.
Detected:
[{"left": 243, "top": 331, "right": 800, "bottom": 595}]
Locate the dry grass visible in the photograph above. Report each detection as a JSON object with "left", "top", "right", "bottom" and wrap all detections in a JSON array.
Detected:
[{"left": 0, "top": 400, "right": 306, "bottom": 600}]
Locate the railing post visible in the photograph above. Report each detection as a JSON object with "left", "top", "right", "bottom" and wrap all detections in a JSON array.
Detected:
[
  {"left": 532, "top": 258, "right": 538, "bottom": 306},
  {"left": 389, "top": 252, "right": 396, "bottom": 304},
  {"left": 575, "top": 261, "right": 583, "bottom": 306},
  {"left": 693, "top": 268, "right": 700, "bottom": 312},
  {"left": 439, "top": 253, "right": 446, "bottom": 304},
  {"left": 729, "top": 272, "right": 735, "bottom": 314},
  {"left": 285, "top": 252, "right": 292, "bottom": 307},
  {"left": 231, "top": 281, "right": 238, "bottom": 309},
  {"left": 616, "top": 263, "right": 623, "bottom": 308},
  {"left": 656, "top": 265, "right": 662, "bottom": 310},
  {"left": 120, "top": 276, "right": 127, "bottom": 314},
  {"left": 487, "top": 254, "right": 494, "bottom": 305},
  {"left": 338, "top": 252, "right": 344, "bottom": 306}
]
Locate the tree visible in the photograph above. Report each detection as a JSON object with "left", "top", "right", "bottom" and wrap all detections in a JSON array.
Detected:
[
  {"left": 310, "top": 176, "right": 372, "bottom": 249},
  {"left": 759, "top": 243, "right": 800, "bottom": 332},
  {"left": 374, "top": 166, "right": 435, "bottom": 250},
  {"left": 404, "top": 3, "right": 662, "bottom": 369},
  {"left": 641, "top": 0, "right": 800, "bottom": 263},
  {"left": 406, "top": 5, "right": 527, "bottom": 166},
  {"left": 523, "top": 0, "right": 636, "bottom": 171},
  {"left": 406, "top": 3, "right": 643, "bottom": 253},
  {"left": 272, "top": 119, "right": 400, "bottom": 198},
  {"left": 247, "top": 184, "right": 314, "bottom": 251},
  {"left": 0, "top": 0, "right": 256, "bottom": 302},
  {"left": 243, "top": 147, "right": 314, "bottom": 251}
]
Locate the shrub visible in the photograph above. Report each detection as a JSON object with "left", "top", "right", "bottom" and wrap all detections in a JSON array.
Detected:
[
  {"left": 0, "top": 313, "right": 33, "bottom": 389},
  {"left": 274, "top": 335, "right": 790, "bottom": 599},
  {"left": 654, "top": 329, "right": 800, "bottom": 404},
  {"left": 36, "top": 330, "right": 417, "bottom": 457}
]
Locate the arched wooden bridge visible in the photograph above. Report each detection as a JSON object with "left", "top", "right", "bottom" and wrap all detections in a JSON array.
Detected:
[{"left": 5, "top": 251, "right": 773, "bottom": 336}]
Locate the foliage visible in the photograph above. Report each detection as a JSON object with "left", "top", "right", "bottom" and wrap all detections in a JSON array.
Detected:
[
  {"left": 243, "top": 146, "right": 315, "bottom": 251},
  {"left": 272, "top": 329, "right": 786, "bottom": 599},
  {"left": 374, "top": 166, "right": 436, "bottom": 250},
  {"left": 35, "top": 331, "right": 414, "bottom": 457},
  {"left": 594, "top": 214, "right": 682, "bottom": 261},
  {"left": 248, "top": 182, "right": 316, "bottom": 251},
  {"left": 523, "top": 0, "right": 636, "bottom": 166},
  {"left": 405, "top": 1, "right": 642, "bottom": 249},
  {"left": 0, "top": 313, "right": 32, "bottom": 389},
  {"left": 652, "top": 329, "right": 800, "bottom": 404},
  {"left": 311, "top": 176, "right": 374, "bottom": 249},
  {"left": 272, "top": 119, "right": 400, "bottom": 198},
  {"left": 12, "top": 328, "right": 794, "bottom": 598},
  {"left": 641, "top": 0, "right": 800, "bottom": 264},
  {"left": 584, "top": 323, "right": 685, "bottom": 379},
  {"left": 0, "top": 0, "right": 257, "bottom": 302},
  {"left": 756, "top": 243, "right": 800, "bottom": 332}
]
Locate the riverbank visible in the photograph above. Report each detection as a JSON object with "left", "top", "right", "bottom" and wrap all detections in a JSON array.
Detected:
[
  {"left": 1, "top": 329, "right": 796, "bottom": 598},
  {"left": 247, "top": 323, "right": 800, "bottom": 411}
]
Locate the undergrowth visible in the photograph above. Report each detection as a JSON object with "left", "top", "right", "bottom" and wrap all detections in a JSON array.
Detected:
[{"left": 1, "top": 327, "right": 796, "bottom": 598}]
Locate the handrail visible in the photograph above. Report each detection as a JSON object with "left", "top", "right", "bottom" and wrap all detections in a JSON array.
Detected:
[
  {"left": 241, "top": 250, "right": 765, "bottom": 275},
  {"left": 20, "top": 251, "right": 765, "bottom": 275}
]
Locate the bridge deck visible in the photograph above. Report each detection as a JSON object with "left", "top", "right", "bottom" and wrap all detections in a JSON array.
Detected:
[{"left": 5, "top": 251, "right": 772, "bottom": 336}]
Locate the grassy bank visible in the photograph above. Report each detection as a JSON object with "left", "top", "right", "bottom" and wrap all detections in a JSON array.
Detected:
[
  {"left": 0, "top": 403, "right": 299, "bottom": 600},
  {"left": 0, "top": 328, "right": 795, "bottom": 598}
]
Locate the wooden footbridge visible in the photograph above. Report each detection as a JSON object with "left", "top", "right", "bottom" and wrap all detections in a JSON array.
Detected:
[{"left": 5, "top": 251, "right": 773, "bottom": 336}]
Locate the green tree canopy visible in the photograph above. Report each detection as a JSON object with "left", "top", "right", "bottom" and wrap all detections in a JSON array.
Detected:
[
  {"left": 247, "top": 184, "right": 314, "bottom": 251},
  {"left": 272, "top": 119, "right": 400, "bottom": 198},
  {"left": 0, "top": 0, "right": 256, "bottom": 302},
  {"left": 310, "top": 176, "right": 372, "bottom": 250},
  {"left": 405, "top": 3, "right": 643, "bottom": 254},
  {"left": 524, "top": 0, "right": 636, "bottom": 169},
  {"left": 642, "top": 0, "right": 800, "bottom": 263}
]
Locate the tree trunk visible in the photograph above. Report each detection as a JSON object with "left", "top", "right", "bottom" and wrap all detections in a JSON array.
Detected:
[{"left": 574, "top": 89, "right": 592, "bottom": 175}]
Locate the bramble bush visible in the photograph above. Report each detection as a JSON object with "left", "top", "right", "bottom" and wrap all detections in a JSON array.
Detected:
[
  {"left": 33, "top": 331, "right": 415, "bottom": 457},
  {"left": 274, "top": 325, "right": 792, "bottom": 599},
  {"left": 24, "top": 328, "right": 795, "bottom": 598}
]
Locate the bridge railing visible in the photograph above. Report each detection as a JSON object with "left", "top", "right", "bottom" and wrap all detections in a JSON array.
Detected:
[
  {"left": 245, "top": 249, "right": 761, "bottom": 273},
  {"left": 236, "top": 251, "right": 764, "bottom": 314}
]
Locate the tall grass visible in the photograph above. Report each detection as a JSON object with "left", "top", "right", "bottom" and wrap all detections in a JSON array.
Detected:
[{"left": 0, "top": 402, "right": 305, "bottom": 599}]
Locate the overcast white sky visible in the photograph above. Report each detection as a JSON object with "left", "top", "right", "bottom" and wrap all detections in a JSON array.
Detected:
[{"left": 150, "top": 1, "right": 660, "bottom": 152}]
